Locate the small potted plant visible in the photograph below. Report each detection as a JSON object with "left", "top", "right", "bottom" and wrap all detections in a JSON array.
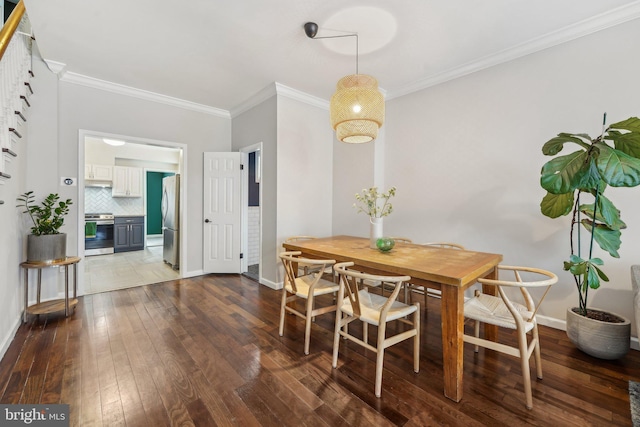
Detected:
[
  {"left": 353, "top": 186, "right": 396, "bottom": 248},
  {"left": 539, "top": 114, "right": 640, "bottom": 359},
  {"left": 17, "top": 191, "right": 73, "bottom": 262}
]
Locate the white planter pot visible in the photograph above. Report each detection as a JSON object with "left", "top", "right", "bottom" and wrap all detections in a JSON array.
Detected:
[
  {"left": 27, "top": 233, "right": 67, "bottom": 263},
  {"left": 566, "top": 307, "right": 630, "bottom": 360}
]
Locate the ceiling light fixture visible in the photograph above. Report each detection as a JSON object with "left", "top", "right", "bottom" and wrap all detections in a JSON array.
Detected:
[
  {"left": 304, "top": 22, "right": 384, "bottom": 144},
  {"left": 103, "top": 138, "right": 126, "bottom": 146}
]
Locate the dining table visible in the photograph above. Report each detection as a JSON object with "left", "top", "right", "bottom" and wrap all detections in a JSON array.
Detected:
[{"left": 282, "top": 235, "right": 503, "bottom": 402}]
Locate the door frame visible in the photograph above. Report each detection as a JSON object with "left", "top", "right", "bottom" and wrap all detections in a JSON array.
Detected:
[
  {"left": 77, "top": 130, "right": 187, "bottom": 295},
  {"left": 240, "top": 142, "right": 263, "bottom": 281}
]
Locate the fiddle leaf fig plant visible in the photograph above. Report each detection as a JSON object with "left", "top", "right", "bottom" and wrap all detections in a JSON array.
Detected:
[{"left": 540, "top": 115, "right": 640, "bottom": 317}]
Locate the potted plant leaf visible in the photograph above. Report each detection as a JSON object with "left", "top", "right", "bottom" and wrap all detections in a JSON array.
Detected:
[
  {"left": 17, "top": 191, "right": 73, "bottom": 262},
  {"left": 540, "top": 114, "right": 640, "bottom": 359}
]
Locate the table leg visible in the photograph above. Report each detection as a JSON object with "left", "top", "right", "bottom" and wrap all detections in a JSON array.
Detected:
[
  {"left": 441, "top": 284, "right": 464, "bottom": 402},
  {"left": 23, "top": 268, "right": 28, "bottom": 323},
  {"left": 73, "top": 263, "right": 78, "bottom": 299},
  {"left": 36, "top": 269, "right": 41, "bottom": 304}
]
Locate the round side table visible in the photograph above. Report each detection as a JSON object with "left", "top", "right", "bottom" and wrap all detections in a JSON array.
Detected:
[{"left": 20, "top": 256, "right": 81, "bottom": 322}]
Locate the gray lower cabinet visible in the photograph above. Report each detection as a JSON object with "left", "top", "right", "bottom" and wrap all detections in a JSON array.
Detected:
[{"left": 114, "top": 216, "right": 145, "bottom": 252}]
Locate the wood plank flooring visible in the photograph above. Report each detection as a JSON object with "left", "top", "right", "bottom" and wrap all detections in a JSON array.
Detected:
[{"left": 1, "top": 274, "right": 639, "bottom": 426}]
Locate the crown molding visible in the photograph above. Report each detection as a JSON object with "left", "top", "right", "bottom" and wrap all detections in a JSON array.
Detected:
[
  {"left": 230, "top": 82, "right": 329, "bottom": 118},
  {"left": 44, "top": 59, "right": 66, "bottom": 76},
  {"left": 388, "top": 1, "right": 640, "bottom": 100},
  {"left": 60, "top": 72, "right": 230, "bottom": 118}
]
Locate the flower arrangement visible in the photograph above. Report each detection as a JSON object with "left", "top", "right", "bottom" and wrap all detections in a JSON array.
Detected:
[
  {"left": 353, "top": 186, "right": 396, "bottom": 218},
  {"left": 17, "top": 191, "right": 73, "bottom": 235}
]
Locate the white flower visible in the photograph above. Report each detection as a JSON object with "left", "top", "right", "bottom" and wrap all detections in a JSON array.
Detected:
[{"left": 353, "top": 186, "right": 396, "bottom": 218}]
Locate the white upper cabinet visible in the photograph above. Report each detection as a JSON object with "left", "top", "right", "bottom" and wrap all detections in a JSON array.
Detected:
[
  {"left": 112, "top": 166, "right": 142, "bottom": 197},
  {"left": 85, "top": 164, "right": 113, "bottom": 181}
]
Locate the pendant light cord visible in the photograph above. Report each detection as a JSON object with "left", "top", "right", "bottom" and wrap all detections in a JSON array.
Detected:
[{"left": 305, "top": 30, "right": 359, "bottom": 75}]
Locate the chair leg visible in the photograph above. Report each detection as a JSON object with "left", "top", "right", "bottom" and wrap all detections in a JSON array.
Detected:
[
  {"left": 474, "top": 320, "right": 480, "bottom": 353},
  {"left": 279, "top": 288, "right": 288, "bottom": 337},
  {"left": 363, "top": 322, "right": 368, "bottom": 344},
  {"left": 414, "top": 304, "right": 420, "bottom": 373},
  {"left": 332, "top": 311, "right": 342, "bottom": 368},
  {"left": 518, "top": 330, "right": 533, "bottom": 409},
  {"left": 375, "top": 322, "right": 387, "bottom": 398},
  {"left": 304, "top": 296, "right": 314, "bottom": 355},
  {"left": 532, "top": 324, "right": 543, "bottom": 379}
]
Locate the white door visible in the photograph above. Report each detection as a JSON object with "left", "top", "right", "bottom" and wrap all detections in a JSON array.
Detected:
[{"left": 203, "top": 152, "right": 242, "bottom": 273}]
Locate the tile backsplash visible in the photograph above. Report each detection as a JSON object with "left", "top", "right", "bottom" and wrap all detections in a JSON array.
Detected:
[{"left": 85, "top": 187, "right": 144, "bottom": 215}]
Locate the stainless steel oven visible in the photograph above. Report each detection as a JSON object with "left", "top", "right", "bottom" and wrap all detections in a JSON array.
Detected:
[{"left": 85, "top": 213, "right": 115, "bottom": 256}]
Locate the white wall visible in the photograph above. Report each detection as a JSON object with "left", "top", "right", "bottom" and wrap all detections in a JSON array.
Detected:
[
  {"left": 55, "top": 79, "right": 231, "bottom": 277},
  {"left": 276, "top": 95, "right": 334, "bottom": 279},
  {"left": 365, "top": 19, "right": 640, "bottom": 332},
  {"left": 232, "top": 91, "right": 333, "bottom": 286},
  {"left": 232, "top": 96, "right": 278, "bottom": 284}
]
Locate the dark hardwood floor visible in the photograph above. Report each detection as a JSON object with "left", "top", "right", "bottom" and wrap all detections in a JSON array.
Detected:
[{"left": 0, "top": 274, "right": 638, "bottom": 426}]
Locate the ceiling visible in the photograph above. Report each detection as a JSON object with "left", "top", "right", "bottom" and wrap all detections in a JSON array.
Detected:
[{"left": 22, "top": 0, "right": 640, "bottom": 114}]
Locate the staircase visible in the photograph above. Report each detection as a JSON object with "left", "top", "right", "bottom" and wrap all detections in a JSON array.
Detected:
[{"left": 0, "top": 0, "right": 32, "bottom": 204}]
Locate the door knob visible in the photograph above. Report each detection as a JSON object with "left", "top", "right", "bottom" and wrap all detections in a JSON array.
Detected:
[{"left": 204, "top": 219, "right": 211, "bottom": 223}]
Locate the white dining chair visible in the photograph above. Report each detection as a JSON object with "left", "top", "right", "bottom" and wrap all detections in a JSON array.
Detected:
[
  {"left": 332, "top": 262, "right": 420, "bottom": 397},
  {"left": 278, "top": 251, "right": 338, "bottom": 355},
  {"left": 463, "top": 265, "right": 557, "bottom": 409}
]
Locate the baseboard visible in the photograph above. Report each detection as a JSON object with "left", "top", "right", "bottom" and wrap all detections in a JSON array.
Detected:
[
  {"left": 0, "top": 316, "right": 21, "bottom": 364},
  {"left": 259, "top": 278, "right": 282, "bottom": 290},
  {"left": 182, "top": 269, "right": 204, "bottom": 278}
]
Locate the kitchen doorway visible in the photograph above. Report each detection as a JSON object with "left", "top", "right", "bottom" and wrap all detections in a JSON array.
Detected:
[{"left": 79, "top": 131, "right": 186, "bottom": 295}]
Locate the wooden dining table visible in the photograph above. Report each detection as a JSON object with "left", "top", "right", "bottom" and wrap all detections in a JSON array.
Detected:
[{"left": 282, "top": 235, "right": 503, "bottom": 402}]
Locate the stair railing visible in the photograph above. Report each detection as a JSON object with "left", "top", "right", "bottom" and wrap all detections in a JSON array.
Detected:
[{"left": 0, "top": 0, "right": 32, "bottom": 181}]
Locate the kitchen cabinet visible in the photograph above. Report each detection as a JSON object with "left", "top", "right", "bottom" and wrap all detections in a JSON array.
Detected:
[
  {"left": 112, "top": 166, "right": 142, "bottom": 197},
  {"left": 85, "top": 164, "right": 113, "bottom": 181},
  {"left": 114, "top": 216, "right": 145, "bottom": 252}
]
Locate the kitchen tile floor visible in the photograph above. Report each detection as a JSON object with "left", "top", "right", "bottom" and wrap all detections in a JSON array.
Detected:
[{"left": 84, "top": 244, "right": 180, "bottom": 294}]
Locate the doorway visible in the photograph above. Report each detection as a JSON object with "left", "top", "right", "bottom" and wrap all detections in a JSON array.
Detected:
[
  {"left": 241, "top": 143, "right": 262, "bottom": 283},
  {"left": 78, "top": 131, "right": 186, "bottom": 295}
]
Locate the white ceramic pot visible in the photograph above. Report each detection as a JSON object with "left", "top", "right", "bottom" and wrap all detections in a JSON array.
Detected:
[
  {"left": 566, "top": 307, "right": 630, "bottom": 360},
  {"left": 369, "top": 217, "right": 383, "bottom": 249}
]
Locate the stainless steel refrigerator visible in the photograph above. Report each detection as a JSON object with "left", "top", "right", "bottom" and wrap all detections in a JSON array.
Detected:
[{"left": 162, "top": 174, "right": 180, "bottom": 270}]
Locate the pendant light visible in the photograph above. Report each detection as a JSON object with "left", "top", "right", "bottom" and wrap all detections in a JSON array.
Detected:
[{"left": 304, "top": 22, "right": 384, "bottom": 143}]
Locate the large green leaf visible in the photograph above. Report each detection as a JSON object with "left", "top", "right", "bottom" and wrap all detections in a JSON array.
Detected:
[
  {"left": 579, "top": 193, "right": 626, "bottom": 230},
  {"left": 595, "top": 142, "right": 640, "bottom": 187},
  {"left": 541, "top": 191, "right": 573, "bottom": 218},
  {"left": 540, "top": 150, "right": 587, "bottom": 194},
  {"left": 609, "top": 116, "right": 640, "bottom": 133},
  {"left": 607, "top": 130, "right": 640, "bottom": 159},
  {"left": 581, "top": 219, "right": 621, "bottom": 257},
  {"left": 542, "top": 133, "right": 591, "bottom": 155},
  {"left": 573, "top": 156, "right": 602, "bottom": 190}
]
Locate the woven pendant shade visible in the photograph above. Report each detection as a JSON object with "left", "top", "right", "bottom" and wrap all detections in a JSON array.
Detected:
[{"left": 330, "top": 74, "right": 384, "bottom": 143}]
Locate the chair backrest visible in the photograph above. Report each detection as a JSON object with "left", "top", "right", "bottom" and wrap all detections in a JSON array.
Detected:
[
  {"left": 422, "top": 242, "right": 465, "bottom": 250},
  {"left": 334, "top": 261, "right": 411, "bottom": 319},
  {"left": 477, "top": 265, "right": 557, "bottom": 323},
  {"left": 279, "top": 251, "right": 335, "bottom": 293},
  {"left": 285, "top": 236, "right": 317, "bottom": 243},
  {"left": 391, "top": 237, "right": 413, "bottom": 244}
]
